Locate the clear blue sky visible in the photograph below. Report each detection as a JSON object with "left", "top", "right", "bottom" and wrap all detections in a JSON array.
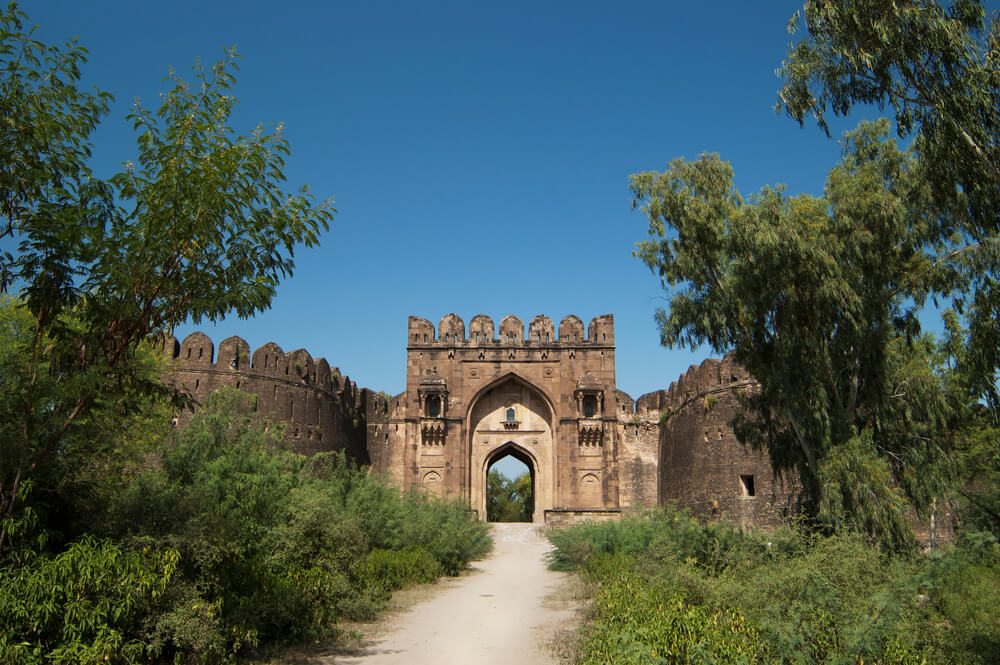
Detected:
[{"left": 24, "top": 1, "right": 913, "bottom": 399}]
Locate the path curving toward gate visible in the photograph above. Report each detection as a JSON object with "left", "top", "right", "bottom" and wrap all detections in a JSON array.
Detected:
[{"left": 330, "top": 523, "right": 578, "bottom": 665}]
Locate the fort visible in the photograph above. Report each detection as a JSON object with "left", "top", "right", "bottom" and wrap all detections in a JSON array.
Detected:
[{"left": 164, "top": 313, "right": 797, "bottom": 524}]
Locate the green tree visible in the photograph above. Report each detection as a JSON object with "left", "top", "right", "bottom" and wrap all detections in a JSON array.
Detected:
[
  {"left": 0, "top": 3, "right": 111, "bottom": 291},
  {"left": 0, "top": 298, "right": 175, "bottom": 558},
  {"left": 0, "top": 4, "right": 333, "bottom": 555},
  {"left": 512, "top": 472, "right": 534, "bottom": 522},
  {"left": 486, "top": 470, "right": 533, "bottom": 522},
  {"left": 633, "top": 120, "right": 956, "bottom": 549},
  {"left": 778, "top": 0, "right": 1000, "bottom": 408}
]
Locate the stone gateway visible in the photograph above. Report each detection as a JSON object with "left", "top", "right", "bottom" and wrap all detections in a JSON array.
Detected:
[
  {"left": 373, "top": 313, "right": 621, "bottom": 523},
  {"left": 165, "top": 313, "right": 798, "bottom": 525}
]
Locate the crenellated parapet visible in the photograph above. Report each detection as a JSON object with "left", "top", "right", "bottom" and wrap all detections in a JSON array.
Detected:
[
  {"left": 658, "top": 355, "right": 754, "bottom": 416},
  {"left": 407, "top": 313, "right": 615, "bottom": 346},
  {"left": 162, "top": 332, "right": 371, "bottom": 461},
  {"left": 616, "top": 354, "right": 756, "bottom": 424}
]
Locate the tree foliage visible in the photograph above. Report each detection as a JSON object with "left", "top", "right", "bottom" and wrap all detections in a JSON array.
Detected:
[
  {"left": 633, "top": 120, "right": 960, "bottom": 548},
  {"left": 0, "top": 3, "right": 333, "bottom": 555},
  {"left": 779, "top": 0, "right": 1000, "bottom": 408},
  {"left": 0, "top": 3, "right": 111, "bottom": 291},
  {"left": 486, "top": 469, "right": 533, "bottom": 522},
  {"left": 0, "top": 538, "right": 178, "bottom": 665}
]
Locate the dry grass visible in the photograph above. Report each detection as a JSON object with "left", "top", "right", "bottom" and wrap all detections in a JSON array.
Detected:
[{"left": 542, "top": 571, "right": 593, "bottom": 665}]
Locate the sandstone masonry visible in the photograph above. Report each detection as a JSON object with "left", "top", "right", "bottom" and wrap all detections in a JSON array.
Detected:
[{"left": 163, "top": 332, "right": 370, "bottom": 461}]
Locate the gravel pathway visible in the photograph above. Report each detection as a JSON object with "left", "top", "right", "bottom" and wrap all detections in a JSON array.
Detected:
[{"left": 329, "top": 523, "right": 577, "bottom": 665}]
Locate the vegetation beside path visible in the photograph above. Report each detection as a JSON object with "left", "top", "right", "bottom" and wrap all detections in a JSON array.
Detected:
[
  {"left": 0, "top": 384, "right": 491, "bottom": 664},
  {"left": 549, "top": 508, "right": 1000, "bottom": 665}
]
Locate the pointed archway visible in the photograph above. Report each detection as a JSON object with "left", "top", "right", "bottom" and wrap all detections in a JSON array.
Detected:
[{"left": 485, "top": 442, "right": 535, "bottom": 522}]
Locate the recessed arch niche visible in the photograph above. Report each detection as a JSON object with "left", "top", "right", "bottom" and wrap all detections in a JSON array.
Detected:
[
  {"left": 422, "top": 470, "right": 443, "bottom": 495},
  {"left": 467, "top": 373, "right": 555, "bottom": 523}
]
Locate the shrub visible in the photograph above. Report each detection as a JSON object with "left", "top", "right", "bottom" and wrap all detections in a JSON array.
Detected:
[
  {"left": 0, "top": 537, "right": 178, "bottom": 665},
  {"left": 580, "top": 554, "right": 764, "bottom": 665},
  {"left": 549, "top": 509, "right": 952, "bottom": 665},
  {"left": 94, "top": 387, "right": 491, "bottom": 661},
  {"left": 354, "top": 547, "right": 441, "bottom": 596},
  {"left": 915, "top": 529, "right": 1000, "bottom": 665}
]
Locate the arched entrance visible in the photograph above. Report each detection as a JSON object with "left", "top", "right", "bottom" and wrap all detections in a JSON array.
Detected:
[
  {"left": 485, "top": 442, "right": 535, "bottom": 522},
  {"left": 467, "top": 373, "right": 555, "bottom": 523}
]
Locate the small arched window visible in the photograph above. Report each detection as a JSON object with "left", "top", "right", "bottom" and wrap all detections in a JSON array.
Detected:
[
  {"left": 506, "top": 407, "right": 516, "bottom": 422},
  {"left": 427, "top": 395, "right": 441, "bottom": 418},
  {"left": 583, "top": 396, "right": 597, "bottom": 418}
]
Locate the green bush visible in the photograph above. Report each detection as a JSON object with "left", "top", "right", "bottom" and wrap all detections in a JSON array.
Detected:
[
  {"left": 354, "top": 547, "right": 441, "bottom": 595},
  {"left": 550, "top": 509, "right": 998, "bottom": 665},
  {"left": 732, "top": 532, "right": 924, "bottom": 665},
  {"left": 548, "top": 506, "right": 795, "bottom": 574},
  {"left": 915, "top": 530, "right": 1000, "bottom": 665},
  {"left": 91, "top": 387, "right": 491, "bottom": 662},
  {"left": 580, "top": 554, "right": 764, "bottom": 665},
  {"left": 0, "top": 537, "right": 178, "bottom": 665}
]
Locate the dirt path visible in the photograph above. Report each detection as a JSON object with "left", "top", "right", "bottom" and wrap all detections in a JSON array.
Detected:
[{"left": 313, "top": 523, "right": 579, "bottom": 665}]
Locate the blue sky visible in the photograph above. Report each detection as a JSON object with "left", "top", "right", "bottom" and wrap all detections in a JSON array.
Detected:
[{"left": 24, "top": 1, "right": 915, "bottom": 401}]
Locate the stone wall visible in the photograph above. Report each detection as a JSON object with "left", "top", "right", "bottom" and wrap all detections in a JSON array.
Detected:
[
  {"left": 163, "top": 324, "right": 809, "bottom": 530},
  {"left": 615, "top": 389, "right": 660, "bottom": 512},
  {"left": 366, "top": 392, "right": 407, "bottom": 487},
  {"left": 163, "top": 332, "right": 370, "bottom": 462}
]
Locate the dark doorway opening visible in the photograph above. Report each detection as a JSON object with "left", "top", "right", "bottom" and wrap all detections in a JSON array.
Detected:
[{"left": 486, "top": 444, "right": 534, "bottom": 522}]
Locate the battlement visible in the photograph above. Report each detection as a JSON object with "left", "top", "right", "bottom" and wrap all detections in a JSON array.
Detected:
[
  {"left": 617, "top": 354, "right": 755, "bottom": 421},
  {"left": 162, "top": 332, "right": 362, "bottom": 406},
  {"left": 407, "top": 313, "right": 614, "bottom": 346},
  {"left": 659, "top": 353, "right": 753, "bottom": 414},
  {"left": 161, "top": 332, "right": 370, "bottom": 462}
]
